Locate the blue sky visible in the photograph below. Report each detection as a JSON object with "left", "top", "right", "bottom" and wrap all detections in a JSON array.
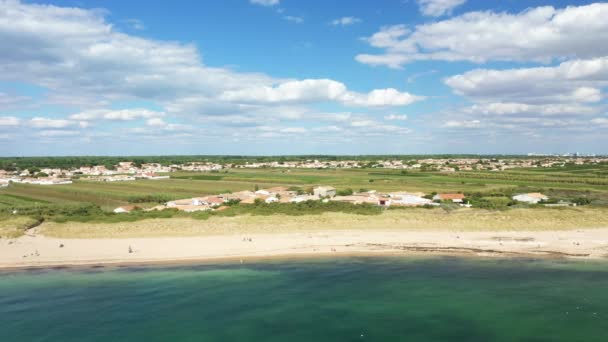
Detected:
[{"left": 0, "top": 0, "right": 607, "bottom": 155}]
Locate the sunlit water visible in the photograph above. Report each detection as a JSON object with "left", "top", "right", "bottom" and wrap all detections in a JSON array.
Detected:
[{"left": 1, "top": 257, "right": 607, "bottom": 341}]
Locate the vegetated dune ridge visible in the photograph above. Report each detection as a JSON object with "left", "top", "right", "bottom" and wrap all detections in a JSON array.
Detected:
[
  {"left": 38, "top": 208, "right": 608, "bottom": 238},
  {"left": 2, "top": 208, "right": 608, "bottom": 269}
]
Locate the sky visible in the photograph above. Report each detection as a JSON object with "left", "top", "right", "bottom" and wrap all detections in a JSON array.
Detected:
[{"left": 0, "top": 0, "right": 607, "bottom": 156}]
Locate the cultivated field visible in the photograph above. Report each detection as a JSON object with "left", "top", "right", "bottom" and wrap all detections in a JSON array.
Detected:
[
  {"left": 2, "top": 165, "right": 608, "bottom": 210},
  {"left": 2, "top": 164, "right": 608, "bottom": 238}
]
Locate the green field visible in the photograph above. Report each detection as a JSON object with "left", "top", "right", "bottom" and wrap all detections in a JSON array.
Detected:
[
  {"left": 1, "top": 164, "right": 607, "bottom": 237},
  {"left": 1, "top": 165, "right": 608, "bottom": 210}
]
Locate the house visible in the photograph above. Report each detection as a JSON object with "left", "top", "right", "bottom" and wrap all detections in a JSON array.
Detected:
[
  {"left": 313, "top": 186, "right": 336, "bottom": 198},
  {"left": 173, "top": 205, "right": 213, "bottom": 212},
  {"left": 331, "top": 194, "right": 378, "bottom": 205},
  {"left": 289, "top": 195, "right": 317, "bottom": 203},
  {"left": 433, "top": 193, "right": 465, "bottom": 203},
  {"left": 205, "top": 196, "right": 226, "bottom": 207},
  {"left": 378, "top": 197, "right": 391, "bottom": 207},
  {"left": 265, "top": 196, "right": 279, "bottom": 203},
  {"left": 512, "top": 193, "right": 548, "bottom": 204},
  {"left": 113, "top": 205, "right": 139, "bottom": 214},
  {"left": 167, "top": 198, "right": 197, "bottom": 207},
  {"left": 390, "top": 194, "right": 435, "bottom": 206}
]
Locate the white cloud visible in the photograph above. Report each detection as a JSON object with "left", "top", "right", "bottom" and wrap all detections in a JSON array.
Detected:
[
  {"left": 283, "top": 15, "right": 303, "bottom": 24},
  {"left": 312, "top": 125, "right": 342, "bottom": 132},
  {"left": 464, "top": 103, "right": 599, "bottom": 117},
  {"left": 443, "top": 120, "right": 481, "bottom": 128},
  {"left": 418, "top": 0, "right": 466, "bottom": 17},
  {"left": 37, "top": 129, "right": 80, "bottom": 137},
  {"left": 0, "top": 92, "right": 31, "bottom": 109},
  {"left": 29, "top": 117, "right": 76, "bottom": 128},
  {"left": 220, "top": 79, "right": 346, "bottom": 104},
  {"left": 591, "top": 118, "right": 608, "bottom": 125},
  {"left": 0, "top": 0, "right": 425, "bottom": 145},
  {"left": 384, "top": 114, "right": 408, "bottom": 121},
  {"left": 69, "top": 109, "right": 165, "bottom": 121},
  {"left": 357, "top": 3, "right": 608, "bottom": 68},
  {"left": 280, "top": 127, "right": 307, "bottom": 133},
  {"left": 340, "top": 88, "right": 423, "bottom": 107},
  {"left": 220, "top": 79, "right": 423, "bottom": 107},
  {"left": 444, "top": 57, "right": 608, "bottom": 105},
  {"left": 146, "top": 118, "right": 166, "bottom": 127},
  {"left": 250, "top": 0, "right": 279, "bottom": 6},
  {"left": 351, "top": 120, "right": 376, "bottom": 127},
  {"left": 0, "top": 116, "right": 21, "bottom": 126},
  {"left": 331, "top": 17, "right": 361, "bottom": 26}
]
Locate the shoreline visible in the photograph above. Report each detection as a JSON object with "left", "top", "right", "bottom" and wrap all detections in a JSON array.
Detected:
[{"left": 2, "top": 228, "right": 608, "bottom": 270}]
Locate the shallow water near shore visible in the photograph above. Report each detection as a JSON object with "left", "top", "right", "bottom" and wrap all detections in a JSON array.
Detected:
[{"left": 1, "top": 256, "right": 608, "bottom": 341}]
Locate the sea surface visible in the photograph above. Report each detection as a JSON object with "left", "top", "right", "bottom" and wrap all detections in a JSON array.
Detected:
[{"left": 1, "top": 257, "right": 607, "bottom": 341}]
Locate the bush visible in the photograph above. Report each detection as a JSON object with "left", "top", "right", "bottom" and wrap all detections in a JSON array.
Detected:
[
  {"left": 127, "top": 194, "right": 175, "bottom": 204},
  {"left": 336, "top": 188, "right": 354, "bottom": 196},
  {"left": 573, "top": 197, "right": 591, "bottom": 206}
]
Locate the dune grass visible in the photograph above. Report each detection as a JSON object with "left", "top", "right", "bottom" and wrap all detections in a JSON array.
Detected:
[
  {"left": 0, "top": 216, "right": 41, "bottom": 238},
  {"left": 38, "top": 207, "right": 608, "bottom": 239}
]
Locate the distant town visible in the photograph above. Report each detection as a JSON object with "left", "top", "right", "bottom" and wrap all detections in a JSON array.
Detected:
[{"left": 1, "top": 156, "right": 607, "bottom": 187}]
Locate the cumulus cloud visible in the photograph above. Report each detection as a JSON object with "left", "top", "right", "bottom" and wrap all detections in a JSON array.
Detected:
[
  {"left": 29, "top": 117, "right": 76, "bottom": 128},
  {"left": 463, "top": 103, "right": 599, "bottom": 117},
  {"left": 384, "top": 114, "right": 408, "bottom": 121},
  {"left": 146, "top": 118, "right": 166, "bottom": 127},
  {"left": 220, "top": 79, "right": 423, "bottom": 107},
  {"left": 37, "top": 129, "right": 80, "bottom": 137},
  {"left": 69, "top": 109, "right": 165, "bottom": 121},
  {"left": 0, "top": 92, "right": 31, "bottom": 109},
  {"left": 0, "top": 116, "right": 21, "bottom": 126},
  {"left": 591, "top": 117, "right": 608, "bottom": 126},
  {"left": 0, "top": 0, "right": 422, "bottom": 144},
  {"left": 443, "top": 120, "right": 481, "bottom": 128},
  {"left": 418, "top": 0, "right": 466, "bottom": 17},
  {"left": 331, "top": 17, "right": 361, "bottom": 26},
  {"left": 444, "top": 57, "right": 608, "bottom": 105},
  {"left": 357, "top": 3, "right": 608, "bottom": 68},
  {"left": 437, "top": 56, "right": 608, "bottom": 136}
]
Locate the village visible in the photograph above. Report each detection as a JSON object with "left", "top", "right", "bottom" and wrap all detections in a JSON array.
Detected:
[
  {"left": 1, "top": 156, "right": 607, "bottom": 187},
  {"left": 112, "top": 185, "right": 557, "bottom": 214}
]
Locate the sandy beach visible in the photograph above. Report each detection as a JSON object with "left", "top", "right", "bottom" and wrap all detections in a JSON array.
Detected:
[{"left": 2, "top": 226, "right": 608, "bottom": 269}]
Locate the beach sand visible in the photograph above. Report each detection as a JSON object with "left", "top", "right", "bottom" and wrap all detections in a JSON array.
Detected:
[
  {"left": 3, "top": 209, "right": 608, "bottom": 269},
  {"left": 2, "top": 226, "right": 608, "bottom": 269}
]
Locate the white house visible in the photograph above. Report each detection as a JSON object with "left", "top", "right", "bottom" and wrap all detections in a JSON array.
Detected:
[
  {"left": 265, "top": 196, "right": 279, "bottom": 203},
  {"left": 512, "top": 193, "right": 548, "bottom": 204},
  {"left": 391, "top": 194, "right": 434, "bottom": 206},
  {"left": 313, "top": 186, "right": 336, "bottom": 198},
  {"left": 432, "top": 193, "right": 465, "bottom": 203},
  {"left": 113, "top": 205, "right": 138, "bottom": 213}
]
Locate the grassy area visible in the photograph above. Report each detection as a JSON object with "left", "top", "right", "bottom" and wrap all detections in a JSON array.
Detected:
[
  {"left": 0, "top": 216, "right": 41, "bottom": 238},
  {"left": 38, "top": 207, "right": 608, "bottom": 239},
  {"left": 2, "top": 165, "right": 608, "bottom": 230}
]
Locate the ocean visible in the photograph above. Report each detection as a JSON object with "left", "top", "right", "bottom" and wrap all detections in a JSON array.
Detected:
[{"left": 1, "top": 257, "right": 607, "bottom": 341}]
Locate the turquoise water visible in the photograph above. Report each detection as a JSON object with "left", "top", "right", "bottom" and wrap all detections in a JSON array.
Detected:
[{"left": 1, "top": 257, "right": 607, "bottom": 341}]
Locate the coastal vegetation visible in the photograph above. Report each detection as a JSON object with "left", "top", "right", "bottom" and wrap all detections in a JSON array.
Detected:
[
  {"left": 2, "top": 162, "right": 608, "bottom": 237},
  {"left": 38, "top": 207, "right": 608, "bottom": 239}
]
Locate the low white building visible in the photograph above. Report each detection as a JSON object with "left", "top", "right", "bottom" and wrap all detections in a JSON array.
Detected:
[
  {"left": 391, "top": 194, "right": 434, "bottom": 206},
  {"left": 113, "top": 205, "right": 138, "bottom": 213},
  {"left": 313, "top": 186, "right": 336, "bottom": 198},
  {"left": 512, "top": 193, "right": 548, "bottom": 204}
]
